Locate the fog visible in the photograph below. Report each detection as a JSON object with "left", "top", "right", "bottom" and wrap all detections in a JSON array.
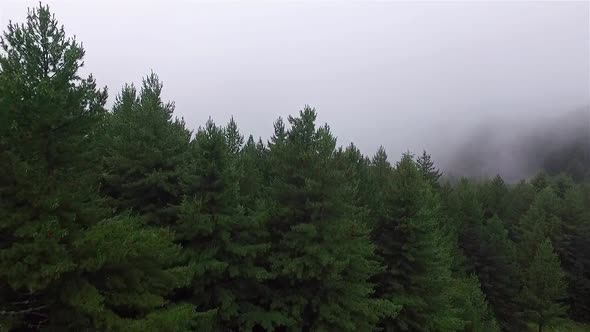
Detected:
[{"left": 2, "top": 1, "right": 589, "bottom": 180}]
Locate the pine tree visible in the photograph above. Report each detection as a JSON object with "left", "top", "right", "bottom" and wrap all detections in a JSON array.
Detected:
[
  {"left": 335, "top": 143, "right": 371, "bottom": 207},
  {"left": 472, "top": 216, "right": 523, "bottom": 331},
  {"left": 442, "top": 179, "right": 485, "bottom": 268},
  {"left": 371, "top": 153, "right": 462, "bottom": 331},
  {"left": 416, "top": 150, "right": 442, "bottom": 189},
  {"left": 238, "top": 135, "right": 266, "bottom": 213},
  {"left": 551, "top": 173, "right": 575, "bottom": 199},
  {"left": 334, "top": 143, "right": 373, "bottom": 231},
  {"left": 225, "top": 116, "right": 244, "bottom": 156},
  {"left": 478, "top": 175, "right": 508, "bottom": 220},
  {"left": 262, "top": 107, "right": 397, "bottom": 331},
  {"left": 442, "top": 186, "right": 500, "bottom": 332},
  {"left": 100, "top": 74, "right": 191, "bottom": 227},
  {"left": 364, "top": 146, "right": 393, "bottom": 231},
  {"left": 531, "top": 172, "right": 551, "bottom": 192},
  {"left": 520, "top": 239, "right": 568, "bottom": 332},
  {"left": 449, "top": 275, "right": 500, "bottom": 332},
  {"left": 503, "top": 180, "right": 536, "bottom": 241},
  {"left": 175, "top": 120, "right": 269, "bottom": 330},
  {"left": 552, "top": 184, "right": 590, "bottom": 322},
  {"left": 443, "top": 180, "right": 522, "bottom": 331},
  {"left": 265, "top": 116, "right": 286, "bottom": 180},
  {"left": 370, "top": 147, "right": 393, "bottom": 189},
  {"left": 516, "top": 188, "right": 561, "bottom": 267},
  {"left": 0, "top": 5, "right": 195, "bottom": 330}
]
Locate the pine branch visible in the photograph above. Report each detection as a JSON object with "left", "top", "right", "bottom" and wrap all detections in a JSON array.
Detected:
[{"left": 0, "top": 304, "right": 48, "bottom": 316}]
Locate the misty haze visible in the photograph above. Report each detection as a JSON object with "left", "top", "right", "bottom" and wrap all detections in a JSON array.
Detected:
[
  {"left": 0, "top": 1, "right": 589, "bottom": 332},
  {"left": 2, "top": 0, "right": 588, "bottom": 180}
]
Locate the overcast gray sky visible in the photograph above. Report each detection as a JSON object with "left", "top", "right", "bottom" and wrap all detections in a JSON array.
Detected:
[{"left": 2, "top": 1, "right": 589, "bottom": 174}]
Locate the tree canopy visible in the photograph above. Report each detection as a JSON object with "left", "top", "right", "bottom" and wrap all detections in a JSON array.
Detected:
[{"left": 1, "top": 5, "right": 589, "bottom": 332}]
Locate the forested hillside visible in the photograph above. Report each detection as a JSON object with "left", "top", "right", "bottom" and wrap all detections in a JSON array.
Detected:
[{"left": 1, "top": 5, "right": 588, "bottom": 332}]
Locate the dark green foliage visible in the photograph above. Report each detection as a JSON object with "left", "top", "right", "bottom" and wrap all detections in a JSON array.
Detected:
[
  {"left": 446, "top": 175, "right": 589, "bottom": 329},
  {"left": 441, "top": 179, "right": 485, "bottom": 274},
  {"left": 335, "top": 143, "right": 372, "bottom": 209},
  {"left": 416, "top": 150, "right": 442, "bottom": 189},
  {"left": 552, "top": 184, "right": 590, "bottom": 322},
  {"left": 515, "top": 188, "right": 561, "bottom": 267},
  {"left": 100, "top": 74, "right": 191, "bottom": 226},
  {"left": 449, "top": 275, "right": 500, "bottom": 332},
  {"left": 364, "top": 146, "right": 393, "bottom": 231},
  {"left": 503, "top": 180, "right": 536, "bottom": 240},
  {"left": 225, "top": 116, "right": 244, "bottom": 155},
  {"left": 3, "top": 4, "right": 590, "bottom": 331},
  {"left": 262, "top": 107, "right": 398, "bottom": 331},
  {"left": 61, "top": 216, "right": 197, "bottom": 331},
  {"left": 531, "top": 172, "right": 551, "bottom": 192},
  {"left": 175, "top": 120, "right": 269, "bottom": 330},
  {"left": 519, "top": 239, "right": 568, "bottom": 332},
  {"left": 478, "top": 175, "right": 508, "bottom": 220},
  {"left": 473, "top": 216, "right": 523, "bottom": 331},
  {"left": 444, "top": 180, "right": 523, "bottom": 331},
  {"left": 0, "top": 5, "right": 194, "bottom": 330},
  {"left": 552, "top": 173, "right": 575, "bottom": 199},
  {"left": 238, "top": 135, "right": 266, "bottom": 213},
  {"left": 371, "top": 153, "right": 462, "bottom": 331}
]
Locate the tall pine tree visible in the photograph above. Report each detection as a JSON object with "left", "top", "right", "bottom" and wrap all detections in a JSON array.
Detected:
[
  {"left": 175, "top": 119, "right": 270, "bottom": 330},
  {"left": 444, "top": 180, "right": 523, "bottom": 331},
  {"left": 477, "top": 175, "right": 508, "bottom": 220},
  {"left": 449, "top": 275, "right": 500, "bottom": 332},
  {"left": 474, "top": 216, "right": 523, "bottom": 331},
  {"left": 520, "top": 239, "right": 568, "bottom": 332},
  {"left": 262, "top": 107, "right": 397, "bottom": 331},
  {"left": 416, "top": 150, "right": 442, "bottom": 189},
  {"left": 515, "top": 187, "right": 561, "bottom": 268},
  {"left": 238, "top": 135, "right": 266, "bottom": 214},
  {"left": 0, "top": 5, "right": 195, "bottom": 330},
  {"left": 100, "top": 74, "right": 191, "bottom": 227},
  {"left": 371, "top": 153, "right": 461, "bottom": 331},
  {"left": 552, "top": 183, "right": 590, "bottom": 322}
]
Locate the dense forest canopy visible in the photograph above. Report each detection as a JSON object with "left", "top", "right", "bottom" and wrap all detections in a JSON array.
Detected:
[{"left": 1, "top": 5, "right": 589, "bottom": 332}]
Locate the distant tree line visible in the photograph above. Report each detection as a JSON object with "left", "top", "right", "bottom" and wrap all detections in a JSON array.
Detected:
[{"left": 1, "top": 5, "right": 588, "bottom": 332}]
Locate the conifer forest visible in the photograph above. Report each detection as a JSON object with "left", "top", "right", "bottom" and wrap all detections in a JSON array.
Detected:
[{"left": 1, "top": 5, "right": 589, "bottom": 332}]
